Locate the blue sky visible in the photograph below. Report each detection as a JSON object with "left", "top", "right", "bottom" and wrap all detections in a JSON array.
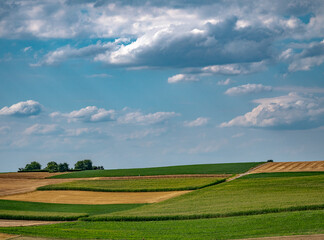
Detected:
[{"left": 1, "top": 0, "right": 324, "bottom": 172}]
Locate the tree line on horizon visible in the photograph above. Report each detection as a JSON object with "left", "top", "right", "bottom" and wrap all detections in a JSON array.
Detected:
[{"left": 18, "top": 159, "right": 104, "bottom": 173}]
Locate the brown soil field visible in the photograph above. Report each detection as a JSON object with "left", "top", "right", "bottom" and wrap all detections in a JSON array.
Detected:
[
  {"left": 0, "top": 178, "right": 82, "bottom": 197},
  {"left": 0, "top": 172, "right": 64, "bottom": 179},
  {"left": 0, "top": 190, "right": 191, "bottom": 204},
  {"left": 249, "top": 161, "right": 324, "bottom": 173}
]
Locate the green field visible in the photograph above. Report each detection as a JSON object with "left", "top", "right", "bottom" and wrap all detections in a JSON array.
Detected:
[
  {"left": 241, "top": 171, "right": 324, "bottom": 179},
  {"left": 90, "top": 173, "right": 324, "bottom": 220},
  {"left": 0, "top": 200, "right": 144, "bottom": 220},
  {"left": 38, "top": 177, "right": 226, "bottom": 192},
  {"left": 0, "top": 210, "right": 323, "bottom": 239},
  {"left": 50, "top": 162, "right": 262, "bottom": 178}
]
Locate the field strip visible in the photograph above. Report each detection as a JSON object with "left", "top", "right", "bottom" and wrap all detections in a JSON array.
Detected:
[
  {"left": 95, "top": 174, "right": 231, "bottom": 180},
  {"left": 250, "top": 161, "right": 324, "bottom": 173},
  {"left": 0, "top": 190, "right": 191, "bottom": 204},
  {"left": 0, "top": 179, "right": 86, "bottom": 197},
  {"left": 0, "top": 219, "right": 63, "bottom": 228},
  {"left": 237, "top": 234, "right": 324, "bottom": 240}
]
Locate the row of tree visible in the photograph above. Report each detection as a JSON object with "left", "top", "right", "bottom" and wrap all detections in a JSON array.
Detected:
[{"left": 19, "top": 159, "right": 104, "bottom": 173}]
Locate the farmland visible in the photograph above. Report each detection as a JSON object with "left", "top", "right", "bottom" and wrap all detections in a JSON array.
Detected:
[
  {"left": 38, "top": 177, "right": 226, "bottom": 192},
  {"left": 89, "top": 172, "right": 324, "bottom": 220},
  {"left": 50, "top": 162, "right": 262, "bottom": 178},
  {"left": 0, "top": 161, "right": 323, "bottom": 239},
  {"left": 0, "top": 210, "right": 323, "bottom": 239}
]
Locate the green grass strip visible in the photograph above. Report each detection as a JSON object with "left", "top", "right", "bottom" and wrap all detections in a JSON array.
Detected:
[
  {"left": 0, "top": 210, "right": 88, "bottom": 221},
  {"left": 81, "top": 204, "right": 324, "bottom": 221},
  {"left": 49, "top": 162, "right": 263, "bottom": 178},
  {"left": 37, "top": 178, "right": 226, "bottom": 192}
]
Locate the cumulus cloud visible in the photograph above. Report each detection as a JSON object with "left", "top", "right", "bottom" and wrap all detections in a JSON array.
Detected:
[
  {"left": 51, "top": 106, "right": 115, "bottom": 123},
  {"left": 0, "top": 100, "right": 43, "bottom": 117},
  {"left": 168, "top": 74, "right": 198, "bottom": 83},
  {"left": 220, "top": 93, "right": 324, "bottom": 129},
  {"left": 184, "top": 117, "right": 209, "bottom": 127},
  {"left": 288, "top": 40, "right": 324, "bottom": 72},
  {"left": 118, "top": 111, "right": 179, "bottom": 125},
  {"left": 225, "top": 84, "right": 273, "bottom": 96},
  {"left": 24, "top": 124, "right": 63, "bottom": 135}
]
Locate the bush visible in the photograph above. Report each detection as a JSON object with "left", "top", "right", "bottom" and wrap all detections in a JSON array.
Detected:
[{"left": 267, "top": 159, "right": 274, "bottom": 162}]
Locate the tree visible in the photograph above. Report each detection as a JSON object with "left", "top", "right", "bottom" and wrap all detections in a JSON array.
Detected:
[
  {"left": 46, "top": 161, "right": 59, "bottom": 172},
  {"left": 74, "top": 159, "right": 93, "bottom": 171},
  {"left": 24, "top": 161, "right": 41, "bottom": 171},
  {"left": 83, "top": 159, "right": 93, "bottom": 170},
  {"left": 58, "top": 163, "right": 69, "bottom": 172}
]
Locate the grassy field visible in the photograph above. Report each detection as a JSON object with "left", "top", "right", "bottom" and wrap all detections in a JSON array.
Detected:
[
  {"left": 49, "top": 162, "right": 262, "bottom": 178},
  {"left": 38, "top": 177, "right": 226, "bottom": 192},
  {"left": 0, "top": 200, "right": 144, "bottom": 220},
  {"left": 0, "top": 210, "right": 323, "bottom": 239},
  {"left": 89, "top": 173, "right": 324, "bottom": 220}
]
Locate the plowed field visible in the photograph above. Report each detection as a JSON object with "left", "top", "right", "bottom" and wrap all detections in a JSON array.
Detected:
[
  {"left": 0, "top": 190, "right": 191, "bottom": 204},
  {"left": 250, "top": 161, "right": 324, "bottom": 173}
]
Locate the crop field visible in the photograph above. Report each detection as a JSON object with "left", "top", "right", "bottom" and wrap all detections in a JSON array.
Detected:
[
  {"left": 250, "top": 161, "right": 324, "bottom": 173},
  {"left": 91, "top": 172, "right": 324, "bottom": 220},
  {"left": 0, "top": 190, "right": 191, "bottom": 204},
  {"left": 0, "top": 161, "right": 323, "bottom": 239},
  {"left": 0, "top": 210, "right": 323, "bottom": 239},
  {"left": 38, "top": 177, "right": 226, "bottom": 192},
  {"left": 50, "top": 162, "right": 262, "bottom": 178}
]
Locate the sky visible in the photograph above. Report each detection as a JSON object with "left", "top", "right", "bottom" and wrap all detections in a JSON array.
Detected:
[{"left": 1, "top": 0, "right": 324, "bottom": 172}]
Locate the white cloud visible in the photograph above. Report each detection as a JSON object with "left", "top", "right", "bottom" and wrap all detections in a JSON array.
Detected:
[
  {"left": 185, "top": 140, "right": 227, "bottom": 154},
  {"left": 0, "top": 100, "right": 43, "bottom": 117},
  {"left": 286, "top": 40, "right": 324, "bottom": 72},
  {"left": 51, "top": 106, "right": 115, "bottom": 123},
  {"left": 86, "top": 73, "right": 112, "bottom": 78},
  {"left": 118, "top": 111, "right": 179, "bottom": 125},
  {"left": 65, "top": 128, "right": 102, "bottom": 137},
  {"left": 202, "top": 61, "right": 267, "bottom": 75},
  {"left": 184, "top": 117, "right": 209, "bottom": 127},
  {"left": 117, "top": 128, "right": 166, "bottom": 140},
  {"left": 225, "top": 84, "right": 273, "bottom": 96},
  {"left": 23, "top": 46, "right": 32, "bottom": 52},
  {"left": 168, "top": 74, "right": 198, "bottom": 83},
  {"left": 221, "top": 93, "right": 324, "bottom": 129},
  {"left": 217, "top": 78, "right": 233, "bottom": 86},
  {"left": 24, "top": 124, "right": 63, "bottom": 135}
]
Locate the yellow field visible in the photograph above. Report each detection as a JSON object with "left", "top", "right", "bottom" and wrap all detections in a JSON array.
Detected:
[
  {"left": 0, "top": 190, "right": 191, "bottom": 204},
  {"left": 250, "top": 161, "right": 324, "bottom": 173}
]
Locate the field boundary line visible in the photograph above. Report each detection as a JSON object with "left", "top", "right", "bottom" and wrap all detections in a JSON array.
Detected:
[{"left": 226, "top": 162, "right": 270, "bottom": 182}]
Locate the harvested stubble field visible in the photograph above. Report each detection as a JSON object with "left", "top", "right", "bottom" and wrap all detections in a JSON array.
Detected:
[
  {"left": 0, "top": 172, "right": 79, "bottom": 197},
  {"left": 0, "top": 190, "right": 191, "bottom": 204},
  {"left": 250, "top": 161, "right": 324, "bottom": 173}
]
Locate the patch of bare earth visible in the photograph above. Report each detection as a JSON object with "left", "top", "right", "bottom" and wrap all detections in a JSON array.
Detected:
[
  {"left": 249, "top": 161, "right": 324, "bottom": 174},
  {"left": 237, "top": 234, "right": 324, "bottom": 240},
  {"left": 0, "top": 190, "right": 191, "bottom": 204},
  {"left": 0, "top": 219, "right": 63, "bottom": 227}
]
